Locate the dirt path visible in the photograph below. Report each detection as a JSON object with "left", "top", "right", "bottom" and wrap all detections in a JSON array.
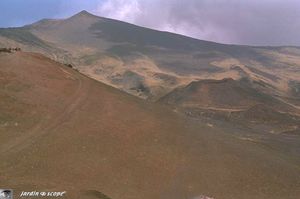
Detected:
[
  {"left": 0, "top": 67, "right": 89, "bottom": 154},
  {"left": 183, "top": 105, "right": 245, "bottom": 112},
  {"left": 275, "top": 96, "right": 300, "bottom": 111}
]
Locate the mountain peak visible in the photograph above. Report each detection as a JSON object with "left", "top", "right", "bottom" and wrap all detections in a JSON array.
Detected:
[
  {"left": 78, "top": 10, "right": 90, "bottom": 15},
  {"left": 74, "top": 10, "right": 96, "bottom": 17}
]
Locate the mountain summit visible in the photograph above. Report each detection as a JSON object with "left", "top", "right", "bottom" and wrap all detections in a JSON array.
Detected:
[{"left": 71, "top": 10, "right": 100, "bottom": 18}]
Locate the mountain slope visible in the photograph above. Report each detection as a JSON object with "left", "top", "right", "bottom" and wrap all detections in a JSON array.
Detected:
[
  {"left": 1, "top": 11, "right": 300, "bottom": 102},
  {"left": 1, "top": 51, "right": 300, "bottom": 199},
  {"left": 159, "top": 77, "right": 300, "bottom": 133},
  {"left": 159, "top": 78, "right": 297, "bottom": 111}
]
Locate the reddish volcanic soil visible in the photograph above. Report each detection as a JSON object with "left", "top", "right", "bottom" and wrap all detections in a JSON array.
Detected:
[{"left": 0, "top": 52, "right": 299, "bottom": 199}]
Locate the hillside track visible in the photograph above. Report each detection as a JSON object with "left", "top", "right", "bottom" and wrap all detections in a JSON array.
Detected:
[{"left": 0, "top": 53, "right": 90, "bottom": 154}]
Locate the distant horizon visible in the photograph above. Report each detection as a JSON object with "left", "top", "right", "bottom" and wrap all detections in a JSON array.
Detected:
[{"left": 1, "top": 0, "right": 300, "bottom": 46}]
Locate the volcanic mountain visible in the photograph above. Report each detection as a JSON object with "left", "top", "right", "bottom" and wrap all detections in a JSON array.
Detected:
[
  {"left": 0, "top": 10, "right": 300, "bottom": 199},
  {"left": 1, "top": 10, "right": 300, "bottom": 102}
]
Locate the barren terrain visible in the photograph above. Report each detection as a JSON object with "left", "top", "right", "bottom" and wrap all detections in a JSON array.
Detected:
[
  {"left": 0, "top": 52, "right": 299, "bottom": 199},
  {"left": 0, "top": 10, "right": 300, "bottom": 199}
]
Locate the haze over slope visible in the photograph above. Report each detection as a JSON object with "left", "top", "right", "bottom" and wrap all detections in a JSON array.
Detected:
[
  {"left": 1, "top": 51, "right": 300, "bottom": 199},
  {"left": 1, "top": 10, "right": 300, "bottom": 102}
]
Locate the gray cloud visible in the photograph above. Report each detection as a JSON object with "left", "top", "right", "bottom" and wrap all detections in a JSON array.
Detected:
[
  {"left": 1, "top": 0, "right": 299, "bottom": 46},
  {"left": 95, "top": 0, "right": 300, "bottom": 46}
]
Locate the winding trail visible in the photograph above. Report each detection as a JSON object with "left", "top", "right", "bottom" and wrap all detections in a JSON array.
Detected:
[{"left": 0, "top": 65, "right": 89, "bottom": 154}]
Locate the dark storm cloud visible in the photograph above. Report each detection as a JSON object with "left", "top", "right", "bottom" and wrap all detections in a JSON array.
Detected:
[{"left": 96, "top": 0, "right": 300, "bottom": 46}]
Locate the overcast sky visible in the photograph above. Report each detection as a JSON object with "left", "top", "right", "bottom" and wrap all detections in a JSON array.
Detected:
[{"left": 0, "top": 0, "right": 300, "bottom": 46}]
